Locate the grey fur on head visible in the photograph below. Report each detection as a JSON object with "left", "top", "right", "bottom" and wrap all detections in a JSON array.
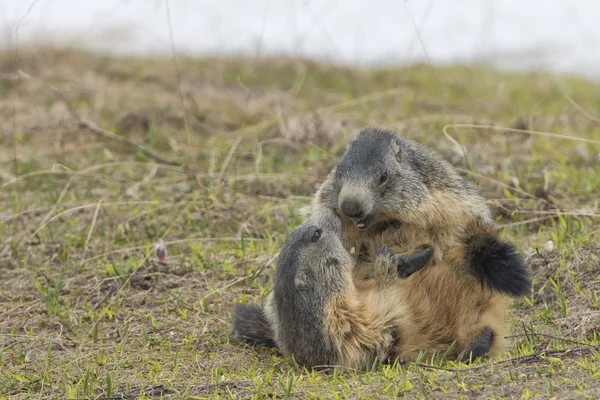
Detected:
[
  {"left": 266, "top": 208, "right": 351, "bottom": 367},
  {"left": 316, "top": 126, "right": 490, "bottom": 229}
]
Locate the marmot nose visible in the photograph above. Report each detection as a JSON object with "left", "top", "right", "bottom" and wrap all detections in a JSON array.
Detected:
[{"left": 340, "top": 198, "right": 364, "bottom": 219}]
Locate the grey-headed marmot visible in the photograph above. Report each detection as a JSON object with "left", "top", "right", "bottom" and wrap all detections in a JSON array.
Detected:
[
  {"left": 233, "top": 208, "right": 514, "bottom": 367},
  {"left": 307, "top": 126, "right": 530, "bottom": 298}
]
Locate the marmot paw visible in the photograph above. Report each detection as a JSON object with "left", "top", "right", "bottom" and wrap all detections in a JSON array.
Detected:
[{"left": 395, "top": 245, "right": 433, "bottom": 278}]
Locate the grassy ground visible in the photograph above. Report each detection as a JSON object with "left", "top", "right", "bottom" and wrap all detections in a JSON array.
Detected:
[{"left": 0, "top": 46, "right": 599, "bottom": 399}]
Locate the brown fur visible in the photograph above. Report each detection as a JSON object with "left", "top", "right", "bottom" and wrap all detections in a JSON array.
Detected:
[
  {"left": 303, "top": 197, "right": 515, "bottom": 362},
  {"left": 262, "top": 242, "right": 510, "bottom": 368},
  {"left": 237, "top": 210, "right": 512, "bottom": 368},
  {"left": 338, "top": 190, "right": 484, "bottom": 264},
  {"left": 262, "top": 244, "right": 400, "bottom": 369},
  {"left": 236, "top": 129, "right": 525, "bottom": 366},
  {"left": 322, "top": 293, "right": 396, "bottom": 367},
  {"left": 301, "top": 131, "right": 520, "bottom": 362},
  {"left": 350, "top": 229, "right": 511, "bottom": 364}
]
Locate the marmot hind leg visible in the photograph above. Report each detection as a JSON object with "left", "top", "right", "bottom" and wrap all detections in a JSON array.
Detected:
[
  {"left": 457, "top": 327, "right": 492, "bottom": 363},
  {"left": 455, "top": 293, "right": 511, "bottom": 363}
]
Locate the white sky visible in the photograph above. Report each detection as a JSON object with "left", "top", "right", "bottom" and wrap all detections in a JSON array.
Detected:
[{"left": 1, "top": 0, "right": 599, "bottom": 78}]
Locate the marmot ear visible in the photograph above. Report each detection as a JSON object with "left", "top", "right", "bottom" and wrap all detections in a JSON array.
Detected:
[{"left": 391, "top": 139, "right": 403, "bottom": 161}]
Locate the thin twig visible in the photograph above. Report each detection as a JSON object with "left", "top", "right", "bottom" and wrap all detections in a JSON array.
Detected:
[
  {"left": 553, "top": 77, "right": 600, "bottom": 124},
  {"left": 0, "top": 166, "right": 15, "bottom": 182},
  {"left": 32, "top": 178, "right": 73, "bottom": 236},
  {"left": 535, "top": 247, "right": 550, "bottom": 265},
  {"left": 457, "top": 167, "right": 556, "bottom": 205},
  {"left": 563, "top": 92, "right": 600, "bottom": 123},
  {"left": 15, "top": 0, "right": 42, "bottom": 34},
  {"left": 224, "top": 86, "right": 420, "bottom": 141},
  {"left": 81, "top": 200, "right": 102, "bottom": 265},
  {"left": 505, "top": 333, "right": 591, "bottom": 347},
  {"left": 444, "top": 123, "right": 600, "bottom": 145},
  {"left": 218, "top": 136, "right": 243, "bottom": 182},
  {"left": 164, "top": 0, "right": 191, "bottom": 145},
  {"left": 32, "top": 200, "right": 165, "bottom": 237},
  {"left": 78, "top": 119, "right": 181, "bottom": 167},
  {"left": 82, "top": 236, "right": 267, "bottom": 264},
  {"left": 498, "top": 216, "right": 557, "bottom": 228},
  {"left": 1, "top": 160, "right": 193, "bottom": 190},
  {"left": 515, "top": 209, "right": 599, "bottom": 218},
  {"left": 415, "top": 345, "right": 597, "bottom": 372},
  {"left": 93, "top": 384, "right": 175, "bottom": 400},
  {"left": 92, "top": 286, "right": 114, "bottom": 312}
]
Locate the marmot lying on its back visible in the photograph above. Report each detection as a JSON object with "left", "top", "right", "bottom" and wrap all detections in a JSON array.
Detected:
[{"left": 232, "top": 208, "right": 517, "bottom": 368}]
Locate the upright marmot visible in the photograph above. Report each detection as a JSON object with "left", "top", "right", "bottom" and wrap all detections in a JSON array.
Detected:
[{"left": 306, "top": 127, "right": 530, "bottom": 298}]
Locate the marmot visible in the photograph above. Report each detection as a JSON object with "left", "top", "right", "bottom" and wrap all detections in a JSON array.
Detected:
[
  {"left": 301, "top": 127, "right": 530, "bottom": 361},
  {"left": 232, "top": 208, "right": 513, "bottom": 368},
  {"left": 306, "top": 126, "right": 530, "bottom": 298},
  {"left": 351, "top": 219, "right": 515, "bottom": 363}
]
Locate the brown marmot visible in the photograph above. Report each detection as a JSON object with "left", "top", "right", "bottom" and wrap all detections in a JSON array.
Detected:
[
  {"left": 232, "top": 208, "right": 513, "bottom": 368},
  {"left": 301, "top": 127, "right": 530, "bottom": 361},
  {"left": 306, "top": 126, "right": 530, "bottom": 299}
]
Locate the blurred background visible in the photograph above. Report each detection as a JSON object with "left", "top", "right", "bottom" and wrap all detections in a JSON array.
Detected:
[{"left": 1, "top": 0, "right": 599, "bottom": 78}]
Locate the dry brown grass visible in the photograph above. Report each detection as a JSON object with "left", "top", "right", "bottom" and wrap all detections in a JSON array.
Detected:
[{"left": 0, "top": 46, "right": 599, "bottom": 399}]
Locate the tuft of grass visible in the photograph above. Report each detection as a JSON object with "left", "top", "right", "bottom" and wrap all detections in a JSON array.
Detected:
[{"left": 0, "top": 46, "right": 599, "bottom": 399}]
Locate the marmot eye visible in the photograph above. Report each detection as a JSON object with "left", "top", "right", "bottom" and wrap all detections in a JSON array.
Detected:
[
  {"left": 311, "top": 229, "right": 322, "bottom": 242},
  {"left": 379, "top": 171, "right": 388, "bottom": 185}
]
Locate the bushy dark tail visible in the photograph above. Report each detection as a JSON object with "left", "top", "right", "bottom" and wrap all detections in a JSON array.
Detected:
[
  {"left": 461, "top": 220, "right": 531, "bottom": 298},
  {"left": 232, "top": 304, "right": 276, "bottom": 347}
]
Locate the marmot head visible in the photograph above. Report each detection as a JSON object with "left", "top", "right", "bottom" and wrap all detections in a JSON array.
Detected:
[
  {"left": 319, "top": 127, "right": 429, "bottom": 230},
  {"left": 270, "top": 208, "right": 353, "bottom": 366}
]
